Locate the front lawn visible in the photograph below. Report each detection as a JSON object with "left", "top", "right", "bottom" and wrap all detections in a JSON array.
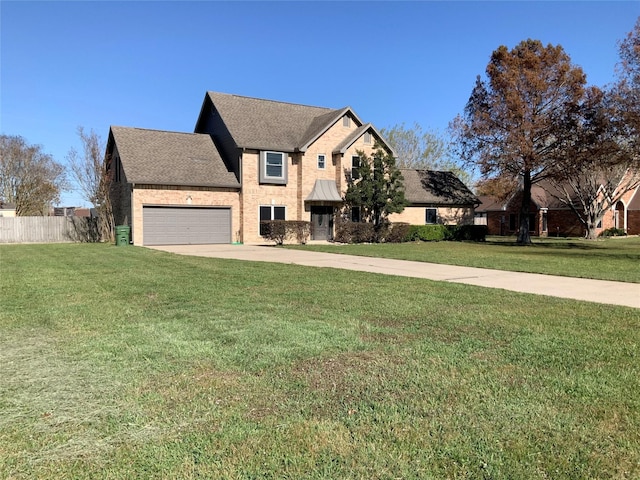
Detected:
[
  {"left": 289, "top": 236, "right": 640, "bottom": 283},
  {"left": 1, "top": 244, "right": 639, "bottom": 479}
]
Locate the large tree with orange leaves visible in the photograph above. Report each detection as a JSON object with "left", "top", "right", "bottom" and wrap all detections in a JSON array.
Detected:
[{"left": 453, "top": 39, "right": 586, "bottom": 244}]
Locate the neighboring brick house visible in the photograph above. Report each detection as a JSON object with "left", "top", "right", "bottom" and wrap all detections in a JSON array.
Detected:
[
  {"left": 475, "top": 179, "right": 640, "bottom": 237},
  {"left": 390, "top": 169, "right": 479, "bottom": 226},
  {"left": 618, "top": 183, "right": 640, "bottom": 235},
  {"left": 106, "top": 92, "right": 476, "bottom": 245}
]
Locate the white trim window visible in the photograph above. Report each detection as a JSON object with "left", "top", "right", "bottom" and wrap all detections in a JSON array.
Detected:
[
  {"left": 259, "top": 205, "right": 286, "bottom": 236},
  {"left": 259, "top": 151, "right": 287, "bottom": 184},
  {"left": 351, "top": 156, "right": 361, "bottom": 180},
  {"left": 317, "top": 154, "right": 326, "bottom": 170}
]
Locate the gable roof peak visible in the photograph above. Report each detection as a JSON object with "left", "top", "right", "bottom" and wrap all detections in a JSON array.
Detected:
[{"left": 202, "top": 92, "right": 354, "bottom": 152}]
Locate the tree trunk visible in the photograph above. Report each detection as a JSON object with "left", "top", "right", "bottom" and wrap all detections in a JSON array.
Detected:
[
  {"left": 517, "top": 170, "right": 532, "bottom": 245},
  {"left": 584, "top": 211, "right": 602, "bottom": 240},
  {"left": 584, "top": 224, "right": 598, "bottom": 240}
]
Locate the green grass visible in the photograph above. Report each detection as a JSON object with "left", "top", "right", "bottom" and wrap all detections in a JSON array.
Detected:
[
  {"left": 1, "top": 243, "right": 639, "bottom": 479},
  {"left": 288, "top": 236, "right": 640, "bottom": 283}
]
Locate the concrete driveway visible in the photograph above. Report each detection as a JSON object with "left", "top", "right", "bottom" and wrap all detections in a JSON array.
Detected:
[{"left": 147, "top": 244, "right": 640, "bottom": 309}]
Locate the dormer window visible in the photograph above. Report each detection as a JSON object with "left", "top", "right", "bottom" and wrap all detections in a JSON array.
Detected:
[
  {"left": 259, "top": 151, "right": 288, "bottom": 184},
  {"left": 343, "top": 116, "right": 351, "bottom": 127}
]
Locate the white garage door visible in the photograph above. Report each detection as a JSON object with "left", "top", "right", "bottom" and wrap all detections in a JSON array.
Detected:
[{"left": 143, "top": 206, "right": 231, "bottom": 245}]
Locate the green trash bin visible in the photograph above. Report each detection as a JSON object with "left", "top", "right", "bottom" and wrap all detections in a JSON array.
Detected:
[{"left": 115, "top": 225, "right": 130, "bottom": 246}]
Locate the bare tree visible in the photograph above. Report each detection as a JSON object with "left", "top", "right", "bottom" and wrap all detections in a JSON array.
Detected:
[
  {"left": 0, "top": 135, "right": 66, "bottom": 215},
  {"left": 66, "top": 127, "right": 114, "bottom": 241},
  {"left": 381, "top": 123, "right": 472, "bottom": 185},
  {"left": 545, "top": 20, "right": 640, "bottom": 240},
  {"left": 615, "top": 17, "right": 640, "bottom": 140},
  {"left": 546, "top": 86, "right": 640, "bottom": 239},
  {"left": 380, "top": 123, "right": 446, "bottom": 168},
  {"left": 452, "top": 39, "right": 586, "bottom": 244}
]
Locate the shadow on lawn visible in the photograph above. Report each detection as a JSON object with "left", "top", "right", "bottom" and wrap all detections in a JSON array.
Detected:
[
  {"left": 482, "top": 238, "right": 640, "bottom": 266},
  {"left": 484, "top": 238, "right": 610, "bottom": 250}
]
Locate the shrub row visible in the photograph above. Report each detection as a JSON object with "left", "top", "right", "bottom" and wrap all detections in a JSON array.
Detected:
[
  {"left": 405, "top": 224, "right": 487, "bottom": 242},
  {"left": 334, "top": 221, "right": 486, "bottom": 244},
  {"left": 334, "top": 220, "right": 412, "bottom": 244},
  {"left": 444, "top": 224, "right": 488, "bottom": 241},
  {"left": 405, "top": 225, "right": 447, "bottom": 242},
  {"left": 261, "top": 220, "right": 311, "bottom": 245},
  {"left": 335, "top": 220, "right": 376, "bottom": 243},
  {"left": 599, "top": 227, "right": 627, "bottom": 237}
]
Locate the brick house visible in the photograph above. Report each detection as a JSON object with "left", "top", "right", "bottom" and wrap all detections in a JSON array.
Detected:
[
  {"left": 475, "top": 179, "right": 640, "bottom": 237},
  {"left": 106, "top": 92, "right": 476, "bottom": 245}
]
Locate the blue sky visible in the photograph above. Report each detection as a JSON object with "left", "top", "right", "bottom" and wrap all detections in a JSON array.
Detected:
[{"left": 2, "top": 1, "right": 638, "bottom": 207}]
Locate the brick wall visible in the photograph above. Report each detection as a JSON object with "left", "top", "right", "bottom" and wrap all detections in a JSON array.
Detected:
[
  {"left": 628, "top": 210, "right": 640, "bottom": 235},
  {"left": 481, "top": 194, "right": 592, "bottom": 237},
  {"left": 131, "top": 185, "right": 240, "bottom": 245},
  {"left": 240, "top": 116, "right": 381, "bottom": 244},
  {"left": 390, "top": 206, "right": 474, "bottom": 225}
]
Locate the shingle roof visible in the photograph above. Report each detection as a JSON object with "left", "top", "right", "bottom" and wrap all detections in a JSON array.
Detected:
[
  {"left": 477, "top": 181, "right": 578, "bottom": 212},
  {"left": 206, "top": 92, "right": 347, "bottom": 152},
  {"left": 534, "top": 180, "right": 580, "bottom": 209},
  {"left": 475, "top": 195, "right": 505, "bottom": 212},
  {"left": 299, "top": 107, "right": 352, "bottom": 151},
  {"left": 109, "top": 126, "right": 240, "bottom": 188},
  {"left": 400, "top": 169, "right": 479, "bottom": 205}
]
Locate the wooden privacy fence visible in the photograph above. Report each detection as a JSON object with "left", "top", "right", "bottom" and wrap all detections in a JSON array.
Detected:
[{"left": 0, "top": 216, "right": 99, "bottom": 244}]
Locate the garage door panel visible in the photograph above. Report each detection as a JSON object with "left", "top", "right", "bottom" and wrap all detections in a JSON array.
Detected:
[{"left": 143, "top": 207, "right": 231, "bottom": 245}]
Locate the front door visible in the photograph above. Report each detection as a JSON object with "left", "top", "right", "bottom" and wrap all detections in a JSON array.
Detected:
[{"left": 311, "top": 206, "right": 333, "bottom": 240}]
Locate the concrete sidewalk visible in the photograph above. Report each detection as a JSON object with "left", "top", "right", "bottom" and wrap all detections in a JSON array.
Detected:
[{"left": 148, "top": 244, "right": 640, "bottom": 309}]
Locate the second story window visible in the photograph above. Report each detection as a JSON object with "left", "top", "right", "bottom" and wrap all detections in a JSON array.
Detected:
[
  {"left": 343, "top": 116, "right": 351, "bottom": 127},
  {"left": 317, "top": 154, "right": 325, "bottom": 170},
  {"left": 351, "top": 156, "right": 361, "bottom": 180},
  {"left": 364, "top": 132, "right": 372, "bottom": 144},
  {"left": 259, "top": 151, "right": 287, "bottom": 184}
]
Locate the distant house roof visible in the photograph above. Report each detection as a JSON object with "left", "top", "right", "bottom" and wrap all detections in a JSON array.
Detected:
[
  {"left": 475, "top": 195, "right": 505, "bottom": 213},
  {"left": 400, "top": 169, "right": 479, "bottom": 206},
  {"left": 108, "top": 126, "right": 240, "bottom": 188},
  {"left": 532, "top": 180, "right": 576, "bottom": 209},
  {"left": 476, "top": 180, "right": 580, "bottom": 212}
]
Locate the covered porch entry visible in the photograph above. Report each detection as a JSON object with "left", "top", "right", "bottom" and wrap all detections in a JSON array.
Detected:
[{"left": 305, "top": 179, "right": 343, "bottom": 241}]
